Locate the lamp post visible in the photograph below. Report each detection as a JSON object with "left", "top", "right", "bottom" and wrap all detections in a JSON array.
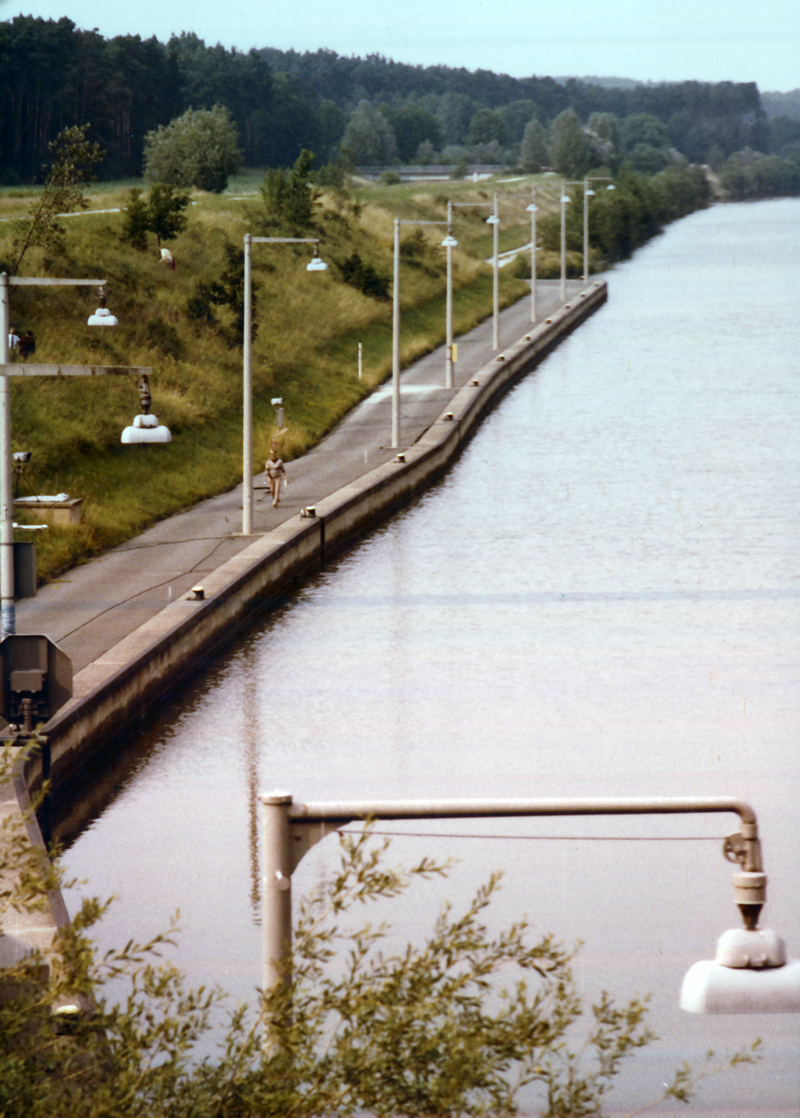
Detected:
[
  {"left": 261, "top": 791, "right": 800, "bottom": 1020},
  {"left": 526, "top": 188, "right": 538, "bottom": 323},
  {"left": 241, "top": 236, "right": 327, "bottom": 535},
  {"left": 559, "top": 181, "right": 571, "bottom": 302},
  {"left": 449, "top": 197, "right": 500, "bottom": 350},
  {"left": 1, "top": 272, "right": 147, "bottom": 639},
  {"left": 581, "top": 177, "right": 614, "bottom": 283},
  {"left": 443, "top": 202, "right": 458, "bottom": 390},
  {"left": 391, "top": 218, "right": 452, "bottom": 449}
]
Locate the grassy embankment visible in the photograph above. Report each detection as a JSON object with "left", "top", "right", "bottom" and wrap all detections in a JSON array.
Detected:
[{"left": 1, "top": 174, "right": 570, "bottom": 584}]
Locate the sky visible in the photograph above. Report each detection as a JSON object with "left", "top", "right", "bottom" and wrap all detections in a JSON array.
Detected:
[{"left": 1, "top": 0, "right": 798, "bottom": 93}]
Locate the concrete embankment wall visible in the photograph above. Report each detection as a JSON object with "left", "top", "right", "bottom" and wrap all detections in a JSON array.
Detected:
[{"left": 24, "top": 281, "right": 607, "bottom": 801}]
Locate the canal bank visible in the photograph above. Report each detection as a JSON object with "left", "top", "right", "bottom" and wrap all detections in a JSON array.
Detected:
[{"left": 15, "top": 280, "right": 605, "bottom": 807}]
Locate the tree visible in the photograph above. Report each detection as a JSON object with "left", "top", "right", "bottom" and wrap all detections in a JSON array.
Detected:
[
  {"left": 12, "top": 123, "right": 105, "bottom": 271},
  {"left": 121, "top": 183, "right": 190, "bottom": 249},
  {"left": 0, "top": 750, "right": 761, "bottom": 1118},
  {"left": 341, "top": 100, "right": 398, "bottom": 164},
  {"left": 144, "top": 104, "right": 241, "bottom": 193},
  {"left": 549, "top": 109, "right": 595, "bottom": 177},
  {"left": 620, "top": 112, "right": 670, "bottom": 153},
  {"left": 186, "top": 239, "right": 246, "bottom": 344},
  {"left": 261, "top": 148, "right": 319, "bottom": 231},
  {"left": 468, "top": 107, "right": 508, "bottom": 148},
  {"left": 520, "top": 118, "right": 550, "bottom": 171},
  {"left": 383, "top": 101, "right": 442, "bottom": 162}
]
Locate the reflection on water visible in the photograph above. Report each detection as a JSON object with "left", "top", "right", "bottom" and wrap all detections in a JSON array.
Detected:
[{"left": 62, "top": 200, "right": 800, "bottom": 1115}]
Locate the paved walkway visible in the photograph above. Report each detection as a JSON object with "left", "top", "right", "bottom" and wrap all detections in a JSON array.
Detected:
[{"left": 17, "top": 281, "right": 586, "bottom": 673}]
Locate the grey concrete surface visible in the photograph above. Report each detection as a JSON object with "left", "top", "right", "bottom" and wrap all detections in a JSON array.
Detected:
[{"left": 17, "top": 281, "right": 587, "bottom": 673}]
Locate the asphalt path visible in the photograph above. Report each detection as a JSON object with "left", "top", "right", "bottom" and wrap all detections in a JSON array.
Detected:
[{"left": 17, "top": 280, "right": 584, "bottom": 672}]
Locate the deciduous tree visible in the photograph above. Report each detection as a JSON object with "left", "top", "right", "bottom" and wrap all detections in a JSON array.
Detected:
[
  {"left": 12, "top": 123, "right": 105, "bottom": 271},
  {"left": 144, "top": 104, "right": 241, "bottom": 193}
]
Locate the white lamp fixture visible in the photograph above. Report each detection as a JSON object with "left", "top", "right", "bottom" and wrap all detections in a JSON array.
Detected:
[
  {"left": 87, "top": 285, "right": 118, "bottom": 326},
  {"left": 526, "top": 203, "right": 538, "bottom": 213},
  {"left": 681, "top": 865, "right": 800, "bottom": 1013},
  {"left": 306, "top": 250, "right": 328, "bottom": 272},
  {"left": 441, "top": 234, "right": 458, "bottom": 248},
  {"left": 485, "top": 214, "right": 500, "bottom": 225}
]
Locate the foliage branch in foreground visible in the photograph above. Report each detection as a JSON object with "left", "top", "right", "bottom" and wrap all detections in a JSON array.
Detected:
[{"left": 0, "top": 746, "right": 760, "bottom": 1116}]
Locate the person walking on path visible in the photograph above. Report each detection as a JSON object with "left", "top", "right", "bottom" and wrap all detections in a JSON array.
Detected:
[
  {"left": 18, "top": 330, "right": 35, "bottom": 361},
  {"left": 265, "top": 446, "right": 287, "bottom": 508}
]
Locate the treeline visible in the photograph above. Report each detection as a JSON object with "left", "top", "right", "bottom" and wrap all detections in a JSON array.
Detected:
[{"left": 2, "top": 13, "right": 799, "bottom": 195}]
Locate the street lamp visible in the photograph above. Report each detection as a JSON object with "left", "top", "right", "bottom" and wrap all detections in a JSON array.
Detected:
[
  {"left": 581, "top": 178, "right": 614, "bottom": 283},
  {"left": 526, "top": 188, "right": 538, "bottom": 323},
  {"left": 1, "top": 272, "right": 148, "bottom": 639},
  {"left": 559, "top": 181, "right": 571, "bottom": 302},
  {"left": 262, "top": 792, "right": 800, "bottom": 1020},
  {"left": 449, "top": 197, "right": 500, "bottom": 351},
  {"left": 391, "top": 218, "right": 451, "bottom": 449},
  {"left": 241, "top": 235, "right": 327, "bottom": 536},
  {"left": 443, "top": 202, "right": 459, "bottom": 390}
]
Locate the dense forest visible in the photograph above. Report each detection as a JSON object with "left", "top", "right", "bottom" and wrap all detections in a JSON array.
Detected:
[{"left": 2, "top": 14, "right": 800, "bottom": 189}]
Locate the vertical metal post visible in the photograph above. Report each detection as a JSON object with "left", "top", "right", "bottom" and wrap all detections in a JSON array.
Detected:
[
  {"left": 262, "top": 792, "right": 294, "bottom": 996},
  {"left": 358, "top": 341, "right": 362, "bottom": 381},
  {"left": 492, "top": 193, "right": 499, "bottom": 351},
  {"left": 446, "top": 201, "right": 454, "bottom": 389},
  {"left": 583, "top": 178, "right": 590, "bottom": 284},
  {"left": 242, "top": 235, "right": 253, "bottom": 536},
  {"left": 560, "top": 181, "right": 567, "bottom": 303},
  {"left": 392, "top": 218, "right": 401, "bottom": 449},
  {"left": 0, "top": 273, "right": 14, "bottom": 638},
  {"left": 530, "top": 189, "right": 537, "bottom": 323}
]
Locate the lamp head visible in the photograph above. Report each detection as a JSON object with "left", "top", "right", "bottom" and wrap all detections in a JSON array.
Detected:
[
  {"left": 306, "top": 249, "right": 328, "bottom": 272},
  {"left": 526, "top": 203, "right": 539, "bottom": 213},
  {"left": 681, "top": 929, "right": 800, "bottom": 1014},
  {"left": 486, "top": 214, "right": 500, "bottom": 225},
  {"left": 560, "top": 195, "right": 571, "bottom": 204},
  {"left": 87, "top": 285, "right": 118, "bottom": 326},
  {"left": 441, "top": 234, "right": 458, "bottom": 248}
]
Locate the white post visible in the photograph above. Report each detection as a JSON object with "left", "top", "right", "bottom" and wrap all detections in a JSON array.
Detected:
[
  {"left": 242, "top": 235, "right": 253, "bottom": 536},
  {"left": 492, "top": 193, "right": 499, "bottom": 351},
  {"left": 0, "top": 273, "right": 13, "bottom": 638},
  {"left": 583, "top": 178, "right": 590, "bottom": 284},
  {"left": 560, "top": 181, "right": 567, "bottom": 303},
  {"left": 446, "top": 201, "right": 454, "bottom": 389},
  {"left": 530, "top": 189, "right": 537, "bottom": 323},
  {"left": 358, "top": 341, "right": 362, "bottom": 381},
  {"left": 392, "top": 218, "right": 401, "bottom": 449},
  {"left": 262, "top": 792, "right": 294, "bottom": 995}
]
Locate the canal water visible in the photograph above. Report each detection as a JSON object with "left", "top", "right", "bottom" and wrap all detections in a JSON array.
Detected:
[{"left": 61, "top": 198, "right": 800, "bottom": 1115}]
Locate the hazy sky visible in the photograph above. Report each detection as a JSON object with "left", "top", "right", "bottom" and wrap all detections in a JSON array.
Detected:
[{"left": 2, "top": 0, "right": 797, "bottom": 92}]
